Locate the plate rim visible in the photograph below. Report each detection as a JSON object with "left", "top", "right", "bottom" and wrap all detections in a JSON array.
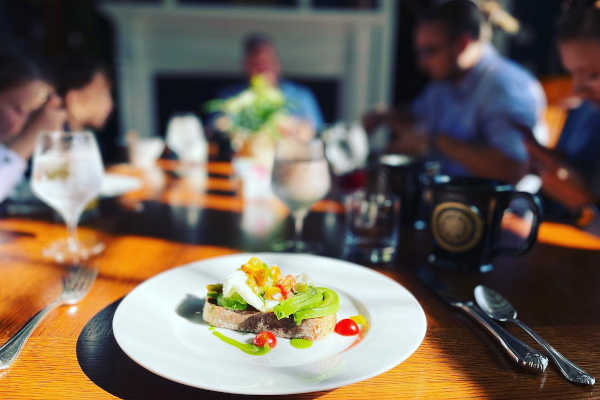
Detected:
[{"left": 112, "top": 252, "right": 427, "bottom": 395}]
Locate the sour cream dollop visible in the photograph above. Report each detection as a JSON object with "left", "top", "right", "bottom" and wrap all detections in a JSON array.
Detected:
[{"left": 222, "top": 270, "right": 266, "bottom": 312}]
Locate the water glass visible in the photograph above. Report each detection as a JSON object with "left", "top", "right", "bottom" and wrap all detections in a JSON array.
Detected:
[
  {"left": 344, "top": 190, "right": 400, "bottom": 263},
  {"left": 30, "top": 130, "right": 105, "bottom": 262}
]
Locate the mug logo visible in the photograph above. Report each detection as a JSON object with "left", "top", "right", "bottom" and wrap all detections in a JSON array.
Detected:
[{"left": 432, "top": 202, "right": 484, "bottom": 253}]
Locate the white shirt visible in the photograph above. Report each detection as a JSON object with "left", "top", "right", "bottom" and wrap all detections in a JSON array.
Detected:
[{"left": 0, "top": 144, "right": 26, "bottom": 202}]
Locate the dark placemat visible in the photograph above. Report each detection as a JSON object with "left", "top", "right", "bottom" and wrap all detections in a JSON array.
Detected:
[{"left": 76, "top": 299, "right": 327, "bottom": 400}]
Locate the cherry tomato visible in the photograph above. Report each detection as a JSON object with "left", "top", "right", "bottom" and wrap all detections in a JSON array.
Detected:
[
  {"left": 254, "top": 331, "right": 277, "bottom": 348},
  {"left": 335, "top": 318, "right": 359, "bottom": 336}
]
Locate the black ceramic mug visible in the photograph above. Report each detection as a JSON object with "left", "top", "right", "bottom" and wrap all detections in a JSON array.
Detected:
[{"left": 427, "top": 176, "right": 542, "bottom": 272}]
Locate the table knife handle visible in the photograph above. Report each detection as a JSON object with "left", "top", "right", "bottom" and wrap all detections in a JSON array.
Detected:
[{"left": 454, "top": 301, "right": 549, "bottom": 374}]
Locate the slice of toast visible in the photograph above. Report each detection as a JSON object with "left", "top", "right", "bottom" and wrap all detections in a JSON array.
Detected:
[{"left": 202, "top": 300, "right": 336, "bottom": 341}]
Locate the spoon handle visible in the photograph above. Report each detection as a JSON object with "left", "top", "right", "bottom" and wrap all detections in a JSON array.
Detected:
[
  {"left": 514, "top": 319, "right": 595, "bottom": 385},
  {"left": 454, "top": 302, "right": 548, "bottom": 373}
]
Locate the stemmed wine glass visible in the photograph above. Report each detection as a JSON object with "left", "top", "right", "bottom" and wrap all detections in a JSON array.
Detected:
[
  {"left": 271, "top": 139, "right": 331, "bottom": 252},
  {"left": 30, "top": 130, "right": 105, "bottom": 262}
]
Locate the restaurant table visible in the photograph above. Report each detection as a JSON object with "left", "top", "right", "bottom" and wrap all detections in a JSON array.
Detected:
[{"left": 0, "top": 159, "right": 598, "bottom": 400}]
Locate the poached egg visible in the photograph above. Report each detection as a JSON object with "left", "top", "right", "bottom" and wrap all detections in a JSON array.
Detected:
[{"left": 222, "top": 270, "right": 275, "bottom": 312}]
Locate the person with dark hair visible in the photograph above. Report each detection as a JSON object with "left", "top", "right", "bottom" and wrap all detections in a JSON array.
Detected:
[
  {"left": 243, "top": 33, "right": 280, "bottom": 88},
  {"left": 55, "top": 56, "right": 113, "bottom": 132},
  {"left": 521, "top": 0, "right": 600, "bottom": 230},
  {"left": 363, "top": 0, "right": 547, "bottom": 183},
  {"left": 218, "top": 33, "right": 324, "bottom": 132},
  {"left": 0, "top": 50, "right": 66, "bottom": 201}
]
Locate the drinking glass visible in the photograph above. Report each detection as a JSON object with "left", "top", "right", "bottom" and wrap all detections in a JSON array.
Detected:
[
  {"left": 344, "top": 190, "right": 400, "bottom": 263},
  {"left": 271, "top": 139, "right": 331, "bottom": 252},
  {"left": 31, "top": 130, "right": 105, "bottom": 262}
]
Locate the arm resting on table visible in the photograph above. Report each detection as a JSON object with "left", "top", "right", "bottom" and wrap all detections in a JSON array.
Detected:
[{"left": 433, "top": 134, "right": 527, "bottom": 183}]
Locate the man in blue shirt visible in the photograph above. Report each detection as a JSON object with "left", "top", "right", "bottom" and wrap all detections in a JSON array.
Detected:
[
  {"left": 218, "top": 33, "right": 324, "bottom": 133},
  {"left": 364, "top": 0, "right": 547, "bottom": 183}
]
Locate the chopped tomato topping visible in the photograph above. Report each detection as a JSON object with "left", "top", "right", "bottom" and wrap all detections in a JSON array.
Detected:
[
  {"left": 277, "top": 283, "right": 289, "bottom": 299},
  {"left": 279, "top": 275, "right": 296, "bottom": 292}
]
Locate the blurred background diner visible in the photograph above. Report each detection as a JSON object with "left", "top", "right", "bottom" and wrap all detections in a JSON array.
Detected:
[
  {"left": 1, "top": 0, "right": 600, "bottom": 242},
  {"left": 363, "top": 0, "right": 548, "bottom": 184},
  {"left": 0, "top": 49, "right": 66, "bottom": 202},
  {"left": 54, "top": 55, "right": 114, "bottom": 134},
  {"left": 216, "top": 33, "right": 325, "bottom": 133}
]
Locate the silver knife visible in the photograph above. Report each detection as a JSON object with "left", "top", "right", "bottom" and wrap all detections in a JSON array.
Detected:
[{"left": 417, "top": 266, "right": 548, "bottom": 373}]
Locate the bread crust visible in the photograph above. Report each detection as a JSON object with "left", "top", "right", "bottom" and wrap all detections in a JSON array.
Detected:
[{"left": 202, "top": 300, "right": 336, "bottom": 341}]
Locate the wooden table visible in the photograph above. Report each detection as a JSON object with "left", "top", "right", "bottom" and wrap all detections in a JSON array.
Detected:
[{"left": 0, "top": 161, "right": 598, "bottom": 399}]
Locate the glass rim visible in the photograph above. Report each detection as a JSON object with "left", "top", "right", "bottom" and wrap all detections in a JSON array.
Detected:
[
  {"left": 274, "top": 138, "right": 325, "bottom": 160},
  {"left": 34, "top": 130, "right": 101, "bottom": 157}
]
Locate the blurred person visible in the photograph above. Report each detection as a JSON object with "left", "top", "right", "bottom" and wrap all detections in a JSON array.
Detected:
[
  {"left": 55, "top": 56, "right": 113, "bottom": 132},
  {"left": 0, "top": 50, "right": 66, "bottom": 202},
  {"left": 218, "top": 33, "right": 325, "bottom": 133},
  {"left": 520, "top": 0, "right": 600, "bottom": 231},
  {"left": 363, "top": 0, "right": 547, "bottom": 183}
]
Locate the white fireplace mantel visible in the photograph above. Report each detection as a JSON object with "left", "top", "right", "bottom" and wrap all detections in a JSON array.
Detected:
[{"left": 101, "top": 1, "right": 397, "bottom": 140}]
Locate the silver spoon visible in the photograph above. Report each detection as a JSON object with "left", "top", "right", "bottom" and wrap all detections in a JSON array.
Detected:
[{"left": 474, "top": 285, "right": 595, "bottom": 385}]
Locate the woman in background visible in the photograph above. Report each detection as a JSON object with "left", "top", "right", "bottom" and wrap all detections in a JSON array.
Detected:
[
  {"left": 55, "top": 56, "right": 113, "bottom": 132},
  {"left": 0, "top": 50, "right": 66, "bottom": 202},
  {"left": 527, "top": 0, "right": 600, "bottom": 231}
]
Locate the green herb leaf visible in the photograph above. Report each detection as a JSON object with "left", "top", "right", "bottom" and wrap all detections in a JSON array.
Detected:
[{"left": 217, "top": 292, "right": 248, "bottom": 311}]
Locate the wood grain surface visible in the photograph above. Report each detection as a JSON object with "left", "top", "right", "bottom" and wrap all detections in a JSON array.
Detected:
[{"left": 0, "top": 161, "right": 598, "bottom": 400}]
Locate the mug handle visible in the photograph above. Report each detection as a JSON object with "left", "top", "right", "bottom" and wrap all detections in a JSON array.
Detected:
[{"left": 492, "top": 192, "right": 543, "bottom": 257}]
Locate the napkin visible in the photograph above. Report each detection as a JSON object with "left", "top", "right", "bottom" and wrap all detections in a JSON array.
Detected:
[
  {"left": 166, "top": 114, "right": 208, "bottom": 163},
  {"left": 323, "top": 122, "right": 369, "bottom": 176}
]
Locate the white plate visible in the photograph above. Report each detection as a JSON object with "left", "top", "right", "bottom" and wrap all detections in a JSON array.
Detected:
[
  {"left": 100, "top": 173, "right": 142, "bottom": 197},
  {"left": 112, "top": 253, "right": 427, "bottom": 395}
]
